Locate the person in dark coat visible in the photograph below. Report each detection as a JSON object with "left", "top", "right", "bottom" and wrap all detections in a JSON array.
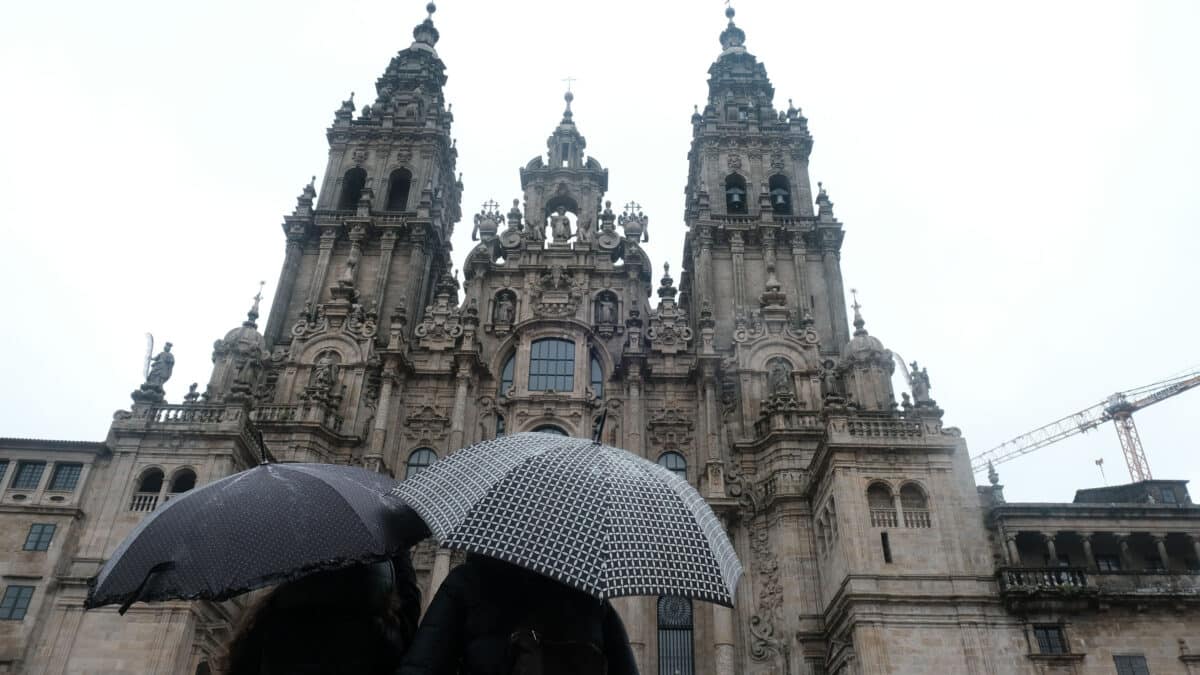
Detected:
[
  {"left": 400, "top": 555, "right": 640, "bottom": 675},
  {"left": 223, "top": 552, "right": 421, "bottom": 675}
]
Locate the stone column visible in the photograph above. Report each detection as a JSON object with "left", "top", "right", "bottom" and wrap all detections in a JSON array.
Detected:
[
  {"left": 1152, "top": 533, "right": 1170, "bottom": 570},
  {"left": 306, "top": 226, "right": 339, "bottom": 308},
  {"left": 1079, "top": 532, "right": 1097, "bottom": 570},
  {"left": 791, "top": 241, "right": 809, "bottom": 315},
  {"left": 1190, "top": 534, "right": 1200, "bottom": 567},
  {"left": 1042, "top": 532, "right": 1059, "bottom": 566},
  {"left": 697, "top": 228, "right": 715, "bottom": 309},
  {"left": 893, "top": 493, "right": 906, "bottom": 529},
  {"left": 265, "top": 234, "right": 304, "bottom": 347},
  {"left": 1115, "top": 532, "right": 1133, "bottom": 570},
  {"left": 730, "top": 232, "right": 746, "bottom": 312},
  {"left": 712, "top": 603, "right": 737, "bottom": 675},
  {"left": 366, "top": 364, "right": 398, "bottom": 464},
  {"left": 372, "top": 230, "right": 398, "bottom": 311},
  {"left": 448, "top": 361, "right": 471, "bottom": 449},
  {"left": 822, "top": 247, "right": 850, "bottom": 347},
  {"left": 406, "top": 230, "right": 429, "bottom": 339},
  {"left": 1004, "top": 533, "right": 1021, "bottom": 566},
  {"left": 702, "top": 366, "right": 724, "bottom": 498}
]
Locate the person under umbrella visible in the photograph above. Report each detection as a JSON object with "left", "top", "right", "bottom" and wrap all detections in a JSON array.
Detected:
[{"left": 85, "top": 461, "right": 430, "bottom": 673}]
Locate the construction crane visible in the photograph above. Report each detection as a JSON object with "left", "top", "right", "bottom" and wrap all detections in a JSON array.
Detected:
[{"left": 970, "top": 367, "right": 1200, "bottom": 482}]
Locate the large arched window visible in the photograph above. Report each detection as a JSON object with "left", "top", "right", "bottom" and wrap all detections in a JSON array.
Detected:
[
  {"left": 405, "top": 448, "right": 438, "bottom": 479},
  {"left": 338, "top": 167, "right": 367, "bottom": 210},
  {"left": 768, "top": 174, "right": 792, "bottom": 215},
  {"left": 385, "top": 168, "right": 412, "bottom": 211},
  {"left": 169, "top": 469, "right": 196, "bottom": 494},
  {"left": 499, "top": 353, "right": 515, "bottom": 397},
  {"left": 130, "top": 467, "right": 165, "bottom": 511},
  {"left": 724, "top": 174, "right": 747, "bottom": 214},
  {"left": 138, "top": 468, "right": 164, "bottom": 494},
  {"left": 867, "top": 482, "right": 897, "bottom": 528},
  {"left": 658, "top": 452, "right": 687, "bottom": 480},
  {"left": 657, "top": 595, "right": 695, "bottom": 675},
  {"left": 528, "top": 338, "right": 575, "bottom": 392},
  {"left": 900, "top": 483, "right": 931, "bottom": 528},
  {"left": 590, "top": 352, "right": 604, "bottom": 399}
]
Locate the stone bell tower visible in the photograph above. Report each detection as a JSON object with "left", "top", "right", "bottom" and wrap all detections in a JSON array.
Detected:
[{"left": 679, "top": 7, "right": 850, "bottom": 354}]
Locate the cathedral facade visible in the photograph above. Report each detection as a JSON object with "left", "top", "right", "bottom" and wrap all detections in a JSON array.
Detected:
[{"left": 1, "top": 6, "right": 1199, "bottom": 675}]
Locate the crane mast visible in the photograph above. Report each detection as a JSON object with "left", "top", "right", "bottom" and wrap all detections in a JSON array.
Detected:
[{"left": 971, "top": 368, "right": 1200, "bottom": 481}]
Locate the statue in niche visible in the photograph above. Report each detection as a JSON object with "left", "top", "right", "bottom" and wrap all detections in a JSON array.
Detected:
[
  {"left": 494, "top": 293, "right": 515, "bottom": 324},
  {"left": 145, "top": 343, "right": 175, "bottom": 388},
  {"left": 767, "top": 358, "right": 793, "bottom": 397},
  {"left": 312, "top": 352, "right": 338, "bottom": 390},
  {"left": 910, "top": 361, "right": 933, "bottom": 404},
  {"left": 549, "top": 206, "right": 573, "bottom": 242},
  {"left": 576, "top": 216, "right": 593, "bottom": 243},
  {"left": 596, "top": 295, "right": 616, "bottom": 324},
  {"left": 526, "top": 216, "right": 545, "bottom": 243}
]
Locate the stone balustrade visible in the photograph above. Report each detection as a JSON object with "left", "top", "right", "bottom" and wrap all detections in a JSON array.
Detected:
[
  {"left": 129, "top": 492, "right": 159, "bottom": 512},
  {"left": 143, "top": 404, "right": 232, "bottom": 424},
  {"left": 904, "top": 509, "right": 932, "bottom": 529},
  {"left": 1000, "top": 566, "right": 1089, "bottom": 592},
  {"left": 870, "top": 508, "right": 898, "bottom": 528}
]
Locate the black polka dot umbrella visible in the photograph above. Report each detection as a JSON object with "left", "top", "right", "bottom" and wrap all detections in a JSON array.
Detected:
[
  {"left": 389, "top": 433, "right": 742, "bottom": 607},
  {"left": 86, "top": 463, "right": 428, "bottom": 613}
]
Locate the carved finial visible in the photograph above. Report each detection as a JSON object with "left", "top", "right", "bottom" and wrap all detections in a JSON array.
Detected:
[
  {"left": 850, "top": 288, "right": 867, "bottom": 336},
  {"left": 561, "top": 87, "right": 575, "bottom": 122},
  {"left": 719, "top": 1, "right": 746, "bottom": 49},
  {"left": 987, "top": 461, "right": 1000, "bottom": 487},
  {"left": 426, "top": 1, "right": 436, "bottom": 19},
  {"left": 664, "top": 262, "right": 670, "bottom": 275},
  {"left": 247, "top": 280, "right": 266, "bottom": 325},
  {"left": 725, "top": 0, "right": 735, "bottom": 21}
]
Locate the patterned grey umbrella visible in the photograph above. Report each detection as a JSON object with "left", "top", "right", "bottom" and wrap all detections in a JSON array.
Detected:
[{"left": 389, "top": 433, "right": 742, "bottom": 606}]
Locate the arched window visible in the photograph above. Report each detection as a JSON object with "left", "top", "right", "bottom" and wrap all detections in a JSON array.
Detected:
[
  {"left": 658, "top": 452, "right": 687, "bottom": 480},
  {"left": 724, "top": 174, "right": 747, "bottom": 214},
  {"left": 338, "top": 167, "right": 367, "bottom": 210},
  {"left": 900, "top": 483, "right": 931, "bottom": 528},
  {"left": 169, "top": 469, "right": 196, "bottom": 494},
  {"left": 138, "top": 468, "right": 164, "bottom": 494},
  {"left": 532, "top": 425, "right": 568, "bottom": 436},
  {"left": 499, "top": 353, "right": 515, "bottom": 397},
  {"left": 657, "top": 595, "right": 695, "bottom": 675},
  {"left": 528, "top": 338, "right": 575, "bottom": 392},
  {"left": 385, "top": 168, "right": 412, "bottom": 211},
  {"left": 405, "top": 448, "right": 437, "bottom": 479},
  {"left": 768, "top": 174, "right": 792, "bottom": 215},
  {"left": 867, "top": 482, "right": 897, "bottom": 528},
  {"left": 590, "top": 352, "right": 604, "bottom": 399}
]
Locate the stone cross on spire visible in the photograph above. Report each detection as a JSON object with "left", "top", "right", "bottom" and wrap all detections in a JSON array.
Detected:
[
  {"left": 562, "top": 75, "right": 577, "bottom": 93},
  {"left": 247, "top": 280, "right": 266, "bottom": 326}
]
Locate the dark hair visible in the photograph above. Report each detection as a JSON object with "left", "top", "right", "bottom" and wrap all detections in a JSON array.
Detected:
[{"left": 224, "top": 555, "right": 420, "bottom": 675}]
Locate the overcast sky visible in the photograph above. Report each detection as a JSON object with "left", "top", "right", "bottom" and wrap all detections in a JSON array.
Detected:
[{"left": 1, "top": 0, "right": 1197, "bottom": 503}]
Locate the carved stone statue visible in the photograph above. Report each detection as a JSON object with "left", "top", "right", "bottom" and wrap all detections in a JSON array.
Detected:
[
  {"left": 526, "top": 217, "right": 545, "bottom": 243},
  {"left": 596, "top": 297, "right": 616, "bottom": 324},
  {"left": 767, "top": 359, "right": 793, "bottom": 396},
  {"left": 145, "top": 343, "right": 175, "bottom": 388},
  {"left": 494, "top": 294, "right": 515, "bottom": 324},
  {"left": 910, "top": 360, "right": 932, "bottom": 404},
  {"left": 549, "top": 206, "right": 572, "bottom": 242},
  {"left": 312, "top": 352, "right": 338, "bottom": 390},
  {"left": 576, "top": 216, "right": 592, "bottom": 243}
]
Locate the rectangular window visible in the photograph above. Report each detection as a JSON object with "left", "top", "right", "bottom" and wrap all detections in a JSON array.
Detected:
[
  {"left": 23, "top": 523, "right": 56, "bottom": 551},
  {"left": 1114, "top": 654, "right": 1150, "bottom": 675},
  {"left": 1096, "top": 555, "right": 1122, "bottom": 572},
  {"left": 881, "top": 532, "right": 893, "bottom": 564},
  {"left": 1160, "top": 487, "right": 1177, "bottom": 504},
  {"left": 48, "top": 463, "right": 82, "bottom": 492},
  {"left": 528, "top": 339, "right": 575, "bottom": 393},
  {"left": 0, "top": 460, "right": 8, "bottom": 484},
  {"left": 10, "top": 461, "right": 46, "bottom": 490},
  {"left": 0, "top": 585, "right": 35, "bottom": 621},
  {"left": 1033, "top": 625, "right": 1068, "bottom": 655}
]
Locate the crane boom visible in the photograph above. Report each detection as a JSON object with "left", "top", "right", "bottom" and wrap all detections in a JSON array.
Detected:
[{"left": 971, "top": 368, "right": 1200, "bottom": 477}]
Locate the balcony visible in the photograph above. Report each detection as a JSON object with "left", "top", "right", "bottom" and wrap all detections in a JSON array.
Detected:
[
  {"left": 870, "top": 508, "right": 898, "bottom": 528},
  {"left": 998, "top": 566, "right": 1200, "bottom": 611},
  {"left": 130, "top": 492, "right": 159, "bottom": 512}
]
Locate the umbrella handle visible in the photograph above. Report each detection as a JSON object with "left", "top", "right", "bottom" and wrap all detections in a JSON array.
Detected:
[{"left": 118, "top": 561, "right": 176, "bottom": 615}]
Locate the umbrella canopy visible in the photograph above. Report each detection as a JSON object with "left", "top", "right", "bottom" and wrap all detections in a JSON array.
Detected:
[
  {"left": 86, "top": 462, "right": 428, "bottom": 612},
  {"left": 389, "top": 433, "right": 742, "bottom": 606}
]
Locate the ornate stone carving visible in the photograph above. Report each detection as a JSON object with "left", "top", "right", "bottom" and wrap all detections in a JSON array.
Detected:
[
  {"left": 727, "top": 153, "right": 743, "bottom": 170},
  {"left": 132, "top": 342, "right": 174, "bottom": 404},
  {"left": 414, "top": 273, "right": 465, "bottom": 351},
  {"left": 646, "top": 264, "right": 692, "bottom": 354},
  {"left": 403, "top": 404, "right": 450, "bottom": 443},
  {"left": 528, "top": 265, "right": 584, "bottom": 318},
  {"left": 648, "top": 407, "right": 695, "bottom": 450}
]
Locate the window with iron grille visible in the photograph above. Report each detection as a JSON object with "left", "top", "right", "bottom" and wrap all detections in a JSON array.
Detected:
[
  {"left": 657, "top": 596, "right": 694, "bottom": 675},
  {"left": 1113, "top": 654, "right": 1150, "bottom": 675},
  {"left": 405, "top": 448, "right": 437, "bottom": 480},
  {"left": 11, "top": 461, "right": 46, "bottom": 490},
  {"left": 528, "top": 339, "right": 575, "bottom": 392},
  {"left": 0, "top": 585, "right": 34, "bottom": 621},
  {"left": 23, "top": 524, "right": 56, "bottom": 551},
  {"left": 1033, "top": 625, "right": 1068, "bottom": 655},
  {"left": 48, "top": 463, "right": 82, "bottom": 491}
]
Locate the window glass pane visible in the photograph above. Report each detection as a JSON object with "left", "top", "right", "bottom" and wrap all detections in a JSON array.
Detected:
[
  {"left": 590, "top": 355, "right": 603, "bottom": 398},
  {"left": 528, "top": 339, "right": 574, "bottom": 393},
  {"left": 499, "top": 355, "right": 515, "bottom": 397},
  {"left": 23, "top": 524, "right": 56, "bottom": 551},
  {"left": 1034, "top": 626, "right": 1067, "bottom": 654},
  {"left": 1160, "top": 487, "right": 1176, "bottom": 503},
  {"left": 658, "top": 452, "right": 687, "bottom": 479},
  {"left": 48, "top": 463, "right": 82, "bottom": 491},
  {"left": 1096, "top": 555, "right": 1121, "bottom": 572},
  {"left": 0, "top": 460, "right": 8, "bottom": 484},
  {"left": 11, "top": 462, "right": 46, "bottom": 490},
  {"left": 1114, "top": 655, "right": 1150, "bottom": 675},
  {"left": 0, "top": 586, "right": 35, "bottom": 620},
  {"left": 405, "top": 448, "right": 437, "bottom": 480}
]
